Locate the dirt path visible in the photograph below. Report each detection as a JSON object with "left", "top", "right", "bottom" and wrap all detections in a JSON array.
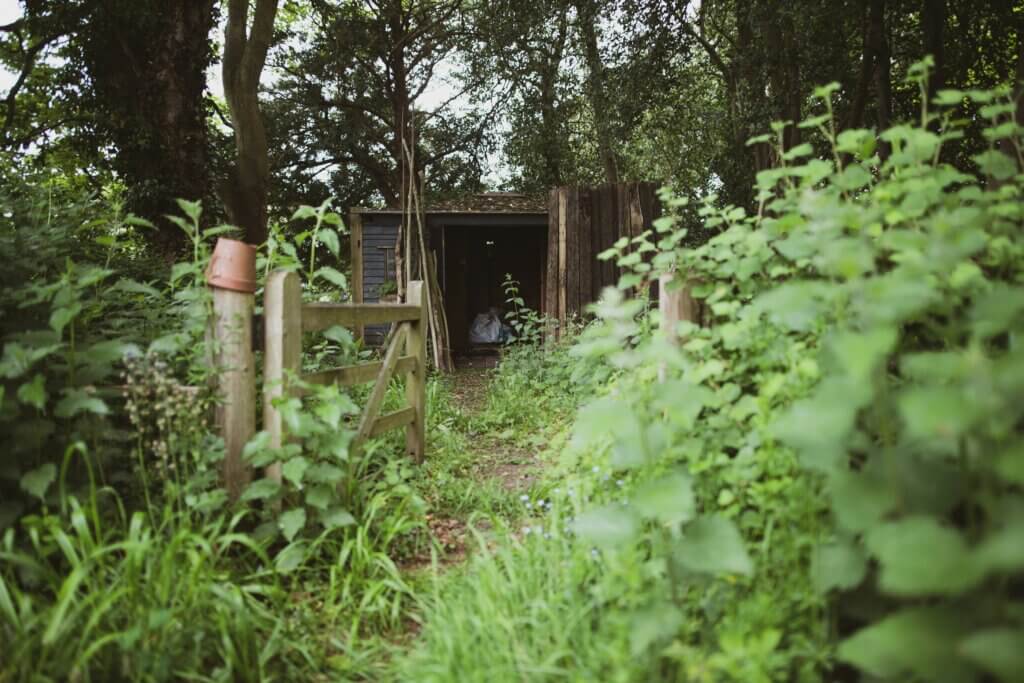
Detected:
[
  {"left": 451, "top": 364, "right": 540, "bottom": 493},
  {"left": 410, "top": 362, "right": 541, "bottom": 567}
]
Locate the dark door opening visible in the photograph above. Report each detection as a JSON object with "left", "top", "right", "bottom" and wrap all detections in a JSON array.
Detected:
[{"left": 432, "top": 224, "right": 547, "bottom": 355}]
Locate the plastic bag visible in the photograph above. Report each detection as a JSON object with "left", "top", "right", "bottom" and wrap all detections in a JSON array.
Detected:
[{"left": 469, "top": 311, "right": 502, "bottom": 344}]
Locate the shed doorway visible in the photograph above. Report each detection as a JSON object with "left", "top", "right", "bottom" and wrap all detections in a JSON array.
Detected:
[{"left": 432, "top": 223, "right": 547, "bottom": 355}]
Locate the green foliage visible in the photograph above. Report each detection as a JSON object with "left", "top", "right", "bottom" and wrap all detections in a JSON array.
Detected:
[{"left": 395, "top": 64, "right": 1024, "bottom": 683}]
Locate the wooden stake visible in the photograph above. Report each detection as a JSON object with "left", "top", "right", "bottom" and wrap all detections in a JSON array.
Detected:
[
  {"left": 263, "top": 269, "right": 302, "bottom": 483},
  {"left": 405, "top": 281, "right": 427, "bottom": 462},
  {"left": 210, "top": 286, "right": 255, "bottom": 502}
]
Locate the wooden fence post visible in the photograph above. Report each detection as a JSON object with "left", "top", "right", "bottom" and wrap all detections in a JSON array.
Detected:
[
  {"left": 206, "top": 239, "right": 257, "bottom": 502},
  {"left": 659, "top": 271, "right": 699, "bottom": 381},
  {"left": 209, "top": 286, "right": 256, "bottom": 501},
  {"left": 264, "top": 269, "right": 302, "bottom": 483},
  {"left": 405, "top": 280, "right": 427, "bottom": 462}
]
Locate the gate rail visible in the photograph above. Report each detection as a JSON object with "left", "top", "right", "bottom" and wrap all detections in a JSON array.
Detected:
[{"left": 263, "top": 270, "right": 427, "bottom": 484}]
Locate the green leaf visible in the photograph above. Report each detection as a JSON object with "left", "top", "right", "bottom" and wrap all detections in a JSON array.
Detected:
[
  {"left": 291, "top": 205, "right": 317, "bottom": 221},
  {"left": 573, "top": 505, "right": 640, "bottom": 549},
  {"left": 315, "top": 267, "right": 348, "bottom": 290},
  {"left": 974, "top": 520, "right": 1024, "bottom": 575},
  {"left": 17, "top": 374, "right": 47, "bottom": 411},
  {"left": 865, "top": 516, "right": 979, "bottom": 596},
  {"left": 973, "top": 150, "right": 1018, "bottom": 180},
  {"left": 829, "top": 468, "right": 898, "bottom": 532},
  {"left": 629, "top": 603, "right": 683, "bottom": 656},
  {"left": 959, "top": 629, "right": 1024, "bottom": 683},
  {"left": 933, "top": 89, "right": 966, "bottom": 105},
  {"left": 240, "top": 478, "right": 282, "bottom": 502},
  {"left": 175, "top": 198, "right": 202, "bottom": 223},
  {"left": 282, "top": 456, "right": 310, "bottom": 489},
  {"left": 275, "top": 540, "right": 308, "bottom": 573},
  {"left": 899, "top": 386, "right": 976, "bottom": 441},
  {"left": 781, "top": 143, "right": 813, "bottom": 161},
  {"left": 54, "top": 389, "right": 109, "bottom": 418},
  {"left": 826, "top": 327, "right": 897, "bottom": 381},
  {"left": 834, "top": 164, "right": 873, "bottom": 191},
  {"left": 148, "top": 333, "right": 184, "bottom": 355},
  {"left": 279, "top": 508, "right": 306, "bottom": 542},
  {"left": 838, "top": 607, "right": 976, "bottom": 682},
  {"left": 20, "top": 464, "right": 56, "bottom": 501},
  {"left": 320, "top": 507, "right": 356, "bottom": 530},
  {"left": 316, "top": 228, "right": 340, "bottom": 256},
  {"left": 811, "top": 539, "right": 867, "bottom": 593},
  {"left": 306, "top": 463, "right": 345, "bottom": 485},
  {"left": 633, "top": 469, "right": 695, "bottom": 526},
  {"left": 323, "top": 325, "right": 354, "bottom": 346},
  {"left": 772, "top": 378, "right": 867, "bottom": 472},
  {"left": 111, "top": 278, "right": 161, "bottom": 298},
  {"left": 49, "top": 303, "right": 81, "bottom": 335},
  {"left": 242, "top": 431, "right": 271, "bottom": 463},
  {"left": 305, "top": 485, "right": 334, "bottom": 511},
  {"left": 675, "top": 516, "right": 752, "bottom": 576}
]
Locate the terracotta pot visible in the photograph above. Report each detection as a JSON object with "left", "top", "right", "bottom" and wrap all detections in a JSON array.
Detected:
[{"left": 205, "top": 238, "right": 257, "bottom": 293}]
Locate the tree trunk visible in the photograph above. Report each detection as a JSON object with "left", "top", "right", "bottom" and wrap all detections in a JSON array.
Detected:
[
  {"left": 574, "top": 0, "right": 620, "bottom": 184},
  {"left": 874, "top": 0, "right": 893, "bottom": 158},
  {"left": 221, "top": 0, "right": 278, "bottom": 246},
  {"left": 922, "top": 0, "right": 945, "bottom": 102},
  {"left": 537, "top": 9, "right": 569, "bottom": 187}
]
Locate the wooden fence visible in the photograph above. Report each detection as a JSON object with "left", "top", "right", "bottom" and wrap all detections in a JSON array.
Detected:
[
  {"left": 546, "top": 182, "right": 661, "bottom": 331},
  {"left": 212, "top": 269, "right": 427, "bottom": 500}
]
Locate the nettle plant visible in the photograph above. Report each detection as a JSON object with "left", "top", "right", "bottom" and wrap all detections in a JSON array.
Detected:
[
  {"left": 501, "top": 273, "right": 546, "bottom": 344},
  {"left": 568, "top": 61, "right": 1024, "bottom": 682}
]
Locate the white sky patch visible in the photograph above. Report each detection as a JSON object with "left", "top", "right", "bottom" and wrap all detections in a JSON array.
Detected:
[{"left": 0, "top": 0, "right": 24, "bottom": 93}]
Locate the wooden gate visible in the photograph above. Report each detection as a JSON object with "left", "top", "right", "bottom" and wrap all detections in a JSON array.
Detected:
[{"left": 262, "top": 270, "right": 428, "bottom": 479}]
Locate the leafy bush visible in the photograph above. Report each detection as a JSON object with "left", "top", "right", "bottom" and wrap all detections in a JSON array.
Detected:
[{"left": 571, "top": 63, "right": 1024, "bottom": 681}]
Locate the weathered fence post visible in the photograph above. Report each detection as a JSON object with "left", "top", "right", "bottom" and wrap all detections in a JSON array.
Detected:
[
  {"left": 206, "top": 239, "right": 257, "bottom": 501},
  {"left": 263, "top": 269, "right": 302, "bottom": 483},
  {"left": 658, "top": 270, "right": 700, "bottom": 382},
  {"left": 405, "top": 280, "right": 427, "bottom": 462}
]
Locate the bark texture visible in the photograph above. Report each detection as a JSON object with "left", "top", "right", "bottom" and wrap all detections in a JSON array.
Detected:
[{"left": 222, "top": 0, "right": 279, "bottom": 246}]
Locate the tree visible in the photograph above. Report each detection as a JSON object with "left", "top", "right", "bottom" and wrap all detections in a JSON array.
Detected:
[
  {"left": 1, "top": 1, "right": 219, "bottom": 255},
  {"left": 222, "top": 0, "right": 279, "bottom": 246},
  {"left": 269, "top": 0, "right": 486, "bottom": 214}
]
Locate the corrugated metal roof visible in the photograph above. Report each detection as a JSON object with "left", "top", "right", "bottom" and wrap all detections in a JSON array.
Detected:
[{"left": 353, "top": 192, "right": 547, "bottom": 215}]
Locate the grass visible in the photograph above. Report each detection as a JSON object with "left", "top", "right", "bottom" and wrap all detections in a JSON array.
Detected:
[{"left": 0, "top": 339, "right": 583, "bottom": 683}]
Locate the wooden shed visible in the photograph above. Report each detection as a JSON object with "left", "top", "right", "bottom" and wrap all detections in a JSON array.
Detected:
[{"left": 349, "top": 183, "right": 661, "bottom": 355}]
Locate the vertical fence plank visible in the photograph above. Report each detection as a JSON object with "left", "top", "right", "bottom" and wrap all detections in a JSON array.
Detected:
[
  {"left": 211, "top": 287, "right": 255, "bottom": 501},
  {"left": 263, "top": 270, "right": 302, "bottom": 483},
  {"left": 565, "top": 187, "right": 581, "bottom": 318},
  {"left": 349, "top": 211, "right": 365, "bottom": 341},
  {"left": 405, "top": 281, "right": 427, "bottom": 462},
  {"left": 545, "top": 188, "right": 560, "bottom": 337},
  {"left": 557, "top": 187, "right": 568, "bottom": 330},
  {"left": 578, "top": 187, "right": 593, "bottom": 309}
]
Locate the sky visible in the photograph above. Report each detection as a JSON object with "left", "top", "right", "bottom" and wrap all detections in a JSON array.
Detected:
[{"left": 0, "top": 0, "right": 21, "bottom": 92}]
